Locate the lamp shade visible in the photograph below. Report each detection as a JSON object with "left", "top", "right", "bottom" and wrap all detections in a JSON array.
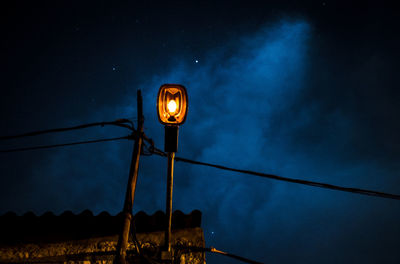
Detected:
[{"left": 157, "top": 84, "right": 188, "bottom": 125}]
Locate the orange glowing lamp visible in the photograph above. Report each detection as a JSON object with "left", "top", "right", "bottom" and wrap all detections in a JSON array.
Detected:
[
  {"left": 157, "top": 84, "right": 188, "bottom": 126},
  {"left": 157, "top": 84, "right": 189, "bottom": 254}
]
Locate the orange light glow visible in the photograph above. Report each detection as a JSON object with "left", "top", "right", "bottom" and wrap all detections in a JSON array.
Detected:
[
  {"left": 167, "top": 100, "right": 177, "bottom": 114},
  {"left": 157, "top": 84, "right": 188, "bottom": 125}
]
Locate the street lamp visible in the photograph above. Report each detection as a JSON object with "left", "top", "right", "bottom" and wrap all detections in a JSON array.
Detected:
[
  {"left": 157, "top": 84, "right": 188, "bottom": 126},
  {"left": 157, "top": 84, "right": 188, "bottom": 258}
]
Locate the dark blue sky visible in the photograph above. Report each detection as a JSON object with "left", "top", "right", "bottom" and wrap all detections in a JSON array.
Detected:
[{"left": 1, "top": 1, "right": 400, "bottom": 263}]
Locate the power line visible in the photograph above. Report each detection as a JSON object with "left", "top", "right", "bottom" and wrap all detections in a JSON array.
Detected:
[
  {"left": 1, "top": 120, "right": 399, "bottom": 201},
  {"left": 0, "top": 136, "right": 132, "bottom": 153},
  {"left": 0, "top": 119, "right": 135, "bottom": 141},
  {"left": 149, "top": 146, "right": 400, "bottom": 201},
  {"left": 16, "top": 246, "right": 259, "bottom": 264},
  {"left": 176, "top": 246, "right": 263, "bottom": 264}
]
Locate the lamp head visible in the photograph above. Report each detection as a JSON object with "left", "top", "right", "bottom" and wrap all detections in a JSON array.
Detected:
[{"left": 157, "top": 84, "right": 188, "bottom": 125}]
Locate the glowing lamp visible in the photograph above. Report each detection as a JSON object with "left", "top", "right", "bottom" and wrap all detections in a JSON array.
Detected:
[
  {"left": 157, "top": 84, "right": 188, "bottom": 125},
  {"left": 156, "top": 84, "right": 189, "bottom": 255}
]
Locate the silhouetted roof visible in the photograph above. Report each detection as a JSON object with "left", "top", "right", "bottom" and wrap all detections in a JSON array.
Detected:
[{"left": 0, "top": 210, "right": 201, "bottom": 245}]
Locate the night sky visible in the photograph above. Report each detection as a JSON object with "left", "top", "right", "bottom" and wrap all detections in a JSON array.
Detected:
[{"left": 1, "top": 1, "right": 400, "bottom": 263}]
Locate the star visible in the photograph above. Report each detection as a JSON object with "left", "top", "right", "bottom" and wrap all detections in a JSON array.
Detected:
[{"left": 195, "top": 59, "right": 199, "bottom": 64}]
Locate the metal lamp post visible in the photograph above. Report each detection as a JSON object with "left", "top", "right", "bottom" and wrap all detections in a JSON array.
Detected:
[{"left": 157, "top": 84, "right": 188, "bottom": 259}]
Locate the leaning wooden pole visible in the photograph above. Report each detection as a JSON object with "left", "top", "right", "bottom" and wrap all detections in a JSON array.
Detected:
[{"left": 115, "top": 90, "right": 144, "bottom": 264}]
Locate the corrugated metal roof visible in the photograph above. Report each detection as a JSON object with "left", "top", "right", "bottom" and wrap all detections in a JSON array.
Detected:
[{"left": 0, "top": 210, "right": 201, "bottom": 245}]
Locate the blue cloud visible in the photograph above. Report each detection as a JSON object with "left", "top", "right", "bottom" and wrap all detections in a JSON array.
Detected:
[{"left": 11, "top": 17, "right": 400, "bottom": 264}]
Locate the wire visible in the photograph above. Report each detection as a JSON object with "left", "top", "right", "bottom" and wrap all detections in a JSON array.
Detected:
[
  {"left": 149, "top": 146, "right": 400, "bottom": 201},
  {"left": 0, "top": 119, "right": 135, "bottom": 141},
  {"left": 12, "top": 246, "right": 259, "bottom": 264},
  {"left": 0, "top": 136, "right": 132, "bottom": 153},
  {"left": 176, "top": 246, "right": 263, "bottom": 264},
  {"left": 2, "top": 120, "right": 399, "bottom": 201}
]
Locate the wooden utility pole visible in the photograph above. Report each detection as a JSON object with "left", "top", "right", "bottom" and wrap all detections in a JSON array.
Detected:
[{"left": 115, "top": 90, "right": 144, "bottom": 264}]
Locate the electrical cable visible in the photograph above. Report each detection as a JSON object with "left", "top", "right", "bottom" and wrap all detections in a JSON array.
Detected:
[
  {"left": 175, "top": 246, "right": 263, "bottom": 264},
  {"left": 148, "top": 145, "right": 400, "bottom": 201},
  {"left": 129, "top": 216, "right": 142, "bottom": 256},
  {"left": 1, "top": 120, "right": 399, "bottom": 200},
  {"left": 0, "top": 135, "right": 132, "bottom": 153},
  {"left": 0, "top": 119, "right": 135, "bottom": 141},
  {"left": 7, "top": 245, "right": 260, "bottom": 264}
]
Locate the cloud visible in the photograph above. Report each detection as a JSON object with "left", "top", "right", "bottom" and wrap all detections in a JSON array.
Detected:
[
  {"left": 6, "top": 17, "right": 400, "bottom": 263},
  {"left": 131, "top": 18, "right": 400, "bottom": 263}
]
